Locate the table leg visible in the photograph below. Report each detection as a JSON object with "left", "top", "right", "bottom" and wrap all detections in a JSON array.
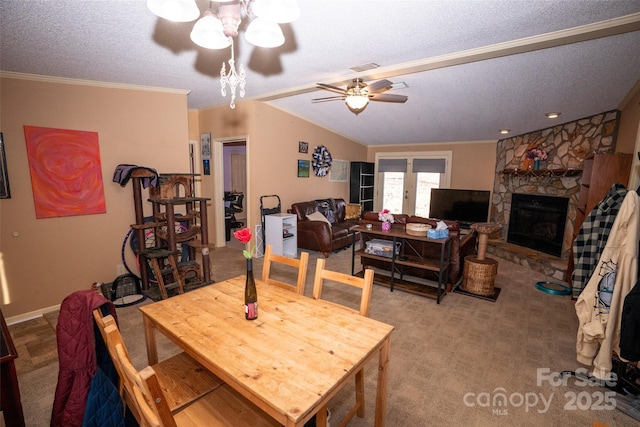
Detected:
[
  {"left": 351, "top": 232, "right": 356, "bottom": 276},
  {"left": 316, "top": 404, "right": 328, "bottom": 427},
  {"left": 389, "top": 236, "right": 397, "bottom": 292},
  {"left": 143, "top": 316, "right": 159, "bottom": 365},
  {"left": 374, "top": 336, "right": 391, "bottom": 427}
]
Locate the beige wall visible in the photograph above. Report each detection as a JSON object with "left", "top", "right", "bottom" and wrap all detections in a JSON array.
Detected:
[
  {"left": 367, "top": 141, "right": 498, "bottom": 191},
  {"left": 0, "top": 75, "right": 191, "bottom": 318}
]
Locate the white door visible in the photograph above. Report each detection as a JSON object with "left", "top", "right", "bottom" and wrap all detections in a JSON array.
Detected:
[{"left": 376, "top": 152, "right": 451, "bottom": 216}]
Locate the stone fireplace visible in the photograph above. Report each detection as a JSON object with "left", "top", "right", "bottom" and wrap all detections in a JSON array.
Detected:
[{"left": 489, "top": 109, "right": 621, "bottom": 278}]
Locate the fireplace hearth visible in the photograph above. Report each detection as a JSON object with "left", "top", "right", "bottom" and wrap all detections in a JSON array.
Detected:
[{"left": 507, "top": 193, "right": 569, "bottom": 257}]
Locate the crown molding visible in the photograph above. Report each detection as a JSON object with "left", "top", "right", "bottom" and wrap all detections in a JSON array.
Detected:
[{"left": 0, "top": 71, "right": 191, "bottom": 96}]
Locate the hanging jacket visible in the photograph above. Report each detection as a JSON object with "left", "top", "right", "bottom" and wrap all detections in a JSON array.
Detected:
[
  {"left": 51, "top": 290, "right": 119, "bottom": 427},
  {"left": 572, "top": 183, "right": 628, "bottom": 297},
  {"left": 575, "top": 190, "right": 640, "bottom": 380}
]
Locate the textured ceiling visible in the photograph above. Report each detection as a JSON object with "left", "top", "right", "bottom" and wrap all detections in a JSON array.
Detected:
[{"left": 2, "top": 0, "right": 640, "bottom": 145}]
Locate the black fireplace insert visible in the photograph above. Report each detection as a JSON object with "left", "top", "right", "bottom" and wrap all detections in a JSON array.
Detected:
[{"left": 507, "top": 193, "right": 569, "bottom": 257}]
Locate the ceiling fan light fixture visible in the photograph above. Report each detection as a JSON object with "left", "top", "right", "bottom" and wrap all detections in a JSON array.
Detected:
[
  {"left": 190, "top": 11, "right": 231, "bottom": 49},
  {"left": 147, "top": 0, "right": 200, "bottom": 22},
  {"left": 252, "top": 0, "right": 301, "bottom": 23},
  {"left": 245, "top": 18, "right": 285, "bottom": 48},
  {"left": 345, "top": 94, "right": 369, "bottom": 111}
]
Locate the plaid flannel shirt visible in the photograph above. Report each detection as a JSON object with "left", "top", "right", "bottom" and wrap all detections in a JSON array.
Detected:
[{"left": 572, "top": 183, "right": 627, "bottom": 297}]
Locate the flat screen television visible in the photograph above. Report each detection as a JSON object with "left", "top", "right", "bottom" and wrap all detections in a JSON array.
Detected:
[{"left": 429, "top": 189, "right": 490, "bottom": 228}]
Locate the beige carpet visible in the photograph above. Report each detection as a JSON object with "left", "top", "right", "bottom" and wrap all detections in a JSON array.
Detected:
[{"left": 11, "top": 242, "right": 639, "bottom": 426}]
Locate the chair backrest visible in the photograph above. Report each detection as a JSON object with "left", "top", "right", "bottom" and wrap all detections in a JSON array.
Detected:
[
  {"left": 231, "top": 194, "right": 244, "bottom": 213},
  {"left": 262, "top": 244, "right": 309, "bottom": 295},
  {"left": 93, "top": 311, "right": 128, "bottom": 398},
  {"left": 312, "top": 258, "right": 374, "bottom": 316},
  {"left": 104, "top": 322, "right": 175, "bottom": 427}
]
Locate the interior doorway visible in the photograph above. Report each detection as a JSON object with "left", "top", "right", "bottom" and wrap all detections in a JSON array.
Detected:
[{"left": 213, "top": 137, "right": 248, "bottom": 248}]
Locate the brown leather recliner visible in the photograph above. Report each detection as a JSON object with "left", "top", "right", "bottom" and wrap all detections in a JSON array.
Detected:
[
  {"left": 290, "top": 198, "right": 360, "bottom": 258},
  {"left": 359, "top": 212, "right": 477, "bottom": 290}
]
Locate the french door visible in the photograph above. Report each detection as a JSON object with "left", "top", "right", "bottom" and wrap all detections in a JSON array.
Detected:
[{"left": 375, "top": 152, "right": 451, "bottom": 216}]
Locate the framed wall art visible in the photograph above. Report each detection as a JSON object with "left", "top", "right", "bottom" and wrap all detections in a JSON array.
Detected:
[
  {"left": 298, "top": 141, "right": 308, "bottom": 153},
  {"left": 329, "top": 159, "right": 349, "bottom": 182},
  {"left": 201, "top": 133, "right": 211, "bottom": 159},
  {"left": 297, "top": 160, "right": 310, "bottom": 177},
  {"left": 24, "top": 125, "right": 106, "bottom": 218},
  {"left": 0, "top": 132, "right": 10, "bottom": 199}
]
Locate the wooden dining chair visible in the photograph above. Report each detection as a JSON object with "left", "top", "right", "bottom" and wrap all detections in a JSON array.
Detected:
[
  {"left": 312, "top": 258, "right": 375, "bottom": 427},
  {"left": 105, "top": 323, "right": 279, "bottom": 427},
  {"left": 93, "top": 311, "right": 223, "bottom": 418},
  {"left": 261, "top": 244, "right": 309, "bottom": 295}
]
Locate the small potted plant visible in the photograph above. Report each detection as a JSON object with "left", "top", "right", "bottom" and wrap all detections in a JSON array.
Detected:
[{"left": 525, "top": 148, "right": 548, "bottom": 170}]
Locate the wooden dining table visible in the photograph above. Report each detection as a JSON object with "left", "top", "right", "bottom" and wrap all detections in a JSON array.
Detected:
[{"left": 139, "top": 275, "right": 394, "bottom": 427}]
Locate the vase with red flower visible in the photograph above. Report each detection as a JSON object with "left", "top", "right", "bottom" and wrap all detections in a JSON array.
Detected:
[{"left": 233, "top": 228, "right": 258, "bottom": 320}]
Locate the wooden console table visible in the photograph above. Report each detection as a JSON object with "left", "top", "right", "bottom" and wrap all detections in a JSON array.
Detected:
[{"left": 352, "top": 226, "right": 452, "bottom": 303}]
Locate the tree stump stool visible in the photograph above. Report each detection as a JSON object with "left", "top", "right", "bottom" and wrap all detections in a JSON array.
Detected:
[{"left": 462, "top": 223, "right": 502, "bottom": 296}]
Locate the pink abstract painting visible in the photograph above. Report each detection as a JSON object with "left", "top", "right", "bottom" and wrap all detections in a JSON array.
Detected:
[{"left": 24, "top": 125, "right": 106, "bottom": 219}]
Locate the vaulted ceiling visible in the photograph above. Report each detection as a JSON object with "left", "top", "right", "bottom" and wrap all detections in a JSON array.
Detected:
[{"left": 2, "top": 1, "right": 640, "bottom": 145}]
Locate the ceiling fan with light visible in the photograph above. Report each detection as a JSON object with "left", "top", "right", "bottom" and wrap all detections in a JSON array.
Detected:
[{"left": 313, "top": 78, "right": 408, "bottom": 115}]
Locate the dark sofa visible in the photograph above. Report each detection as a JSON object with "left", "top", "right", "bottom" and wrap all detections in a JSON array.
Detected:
[
  {"left": 289, "top": 198, "right": 360, "bottom": 257},
  {"left": 358, "top": 212, "right": 477, "bottom": 291}
]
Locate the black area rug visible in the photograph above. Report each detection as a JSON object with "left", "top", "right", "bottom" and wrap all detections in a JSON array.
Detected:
[{"left": 454, "top": 286, "right": 501, "bottom": 302}]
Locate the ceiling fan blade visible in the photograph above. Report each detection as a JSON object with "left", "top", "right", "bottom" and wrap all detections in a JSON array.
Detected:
[
  {"left": 311, "top": 96, "right": 345, "bottom": 102},
  {"left": 316, "top": 83, "right": 346, "bottom": 95},
  {"left": 366, "top": 79, "right": 393, "bottom": 93},
  {"left": 370, "top": 93, "right": 408, "bottom": 103}
]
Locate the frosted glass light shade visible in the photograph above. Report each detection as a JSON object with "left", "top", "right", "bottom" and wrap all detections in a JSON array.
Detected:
[
  {"left": 345, "top": 95, "right": 369, "bottom": 110},
  {"left": 245, "top": 18, "right": 284, "bottom": 48},
  {"left": 252, "top": 0, "right": 300, "bottom": 23},
  {"left": 190, "top": 13, "right": 231, "bottom": 49},
  {"left": 147, "top": 0, "right": 200, "bottom": 22}
]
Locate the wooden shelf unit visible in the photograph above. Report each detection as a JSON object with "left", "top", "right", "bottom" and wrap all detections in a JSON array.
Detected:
[
  {"left": 126, "top": 171, "right": 213, "bottom": 297},
  {"left": 350, "top": 162, "right": 375, "bottom": 212},
  {"left": 566, "top": 152, "right": 633, "bottom": 286},
  {"left": 352, "top": 226, "right": 452, "bottom": 303},
  {"left": 265, "top": 213, "right": 298, "bottom": 258}
]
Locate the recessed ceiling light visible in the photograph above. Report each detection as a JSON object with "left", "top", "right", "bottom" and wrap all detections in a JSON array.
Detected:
[
  {"left": 499, "top": 129, "right": 510, "bottom": 134},
  {"left": 546, "top": 112, "right": 561, "bottom": 119}
]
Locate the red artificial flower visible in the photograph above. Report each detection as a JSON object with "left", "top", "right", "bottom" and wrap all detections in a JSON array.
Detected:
[
  {"left": 234, "top": 227, "right": 254, "bottom": 259},
  {"left": 233, "top": 228, "right": 252, "bottom": 243}
]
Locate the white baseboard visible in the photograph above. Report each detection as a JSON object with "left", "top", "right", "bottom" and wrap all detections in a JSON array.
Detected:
[{"left": 5, "top": 304, "right": 61, "bottom": 326}]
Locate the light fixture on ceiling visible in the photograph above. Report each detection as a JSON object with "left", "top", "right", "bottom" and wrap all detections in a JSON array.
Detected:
[
  {"left": 344, "top": 80, "right": 370, "bottom": 115},
  {"left": 499, "top": 129, "right": 510, "bottom": 135},
  {"left": 147, "top": 0, "right": 300, "bottom": 108},
  {"left": 546, "top": 112, "right": 561, "bottom": 119}
]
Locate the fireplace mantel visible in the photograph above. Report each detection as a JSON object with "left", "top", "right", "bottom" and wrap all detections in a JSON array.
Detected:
[{"left": 500, "top": 168, "right": 582, "bottom": 178}]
